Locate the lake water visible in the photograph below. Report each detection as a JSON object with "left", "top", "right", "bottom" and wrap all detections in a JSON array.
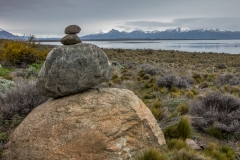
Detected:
[{"left": 41, "top": 40, "right": 240, "bottom": 54}]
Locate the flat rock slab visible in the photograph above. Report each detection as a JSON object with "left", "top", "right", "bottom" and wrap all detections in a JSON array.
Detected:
[
  {"left": 60, "top": 34, "right": 81, "bottom": 45},
  {"left": 36, "top": 43, "right": 111, "bottom": 98},
  {"left": 185, "top": 139, "right": 201, "bottom": 150},
  {"left": 65, "top": 25, "right": 81, "bottom": 34},
  {"left": 2, "top": 88, "right": 166, "bottom": 160}
]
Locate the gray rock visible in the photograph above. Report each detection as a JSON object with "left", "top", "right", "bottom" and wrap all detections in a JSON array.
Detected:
[
  {"left": 65, "top": 25, "right": 81, "bottom": 34},
  {"left": 36, "top": 43, "right": 111, "bottom": 98},
  {"left": 60, "top": 34, "right": 81, "bottom": 45}
]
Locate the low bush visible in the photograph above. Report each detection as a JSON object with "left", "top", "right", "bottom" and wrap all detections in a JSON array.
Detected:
[
  {"left": 0, "top": 82, "right": 49, "bottom": 120},
  {"left": 0, "top": 79, "right": 16, "bottom": 94},
  {"left": 219, "top": 146, "right": 236, "bottom": 160},
  {"left": 207, "top": 126, "right": 223, "bottom": 139},
  {"left": 0, "top": 40, "right": 49, "bottom": 66},
  {"left": 0, "top": 67, "right": 13, "bottom": 77},
  {"left": 28, "top": 61, "right": 44, "bottom": 72},
  {"left": 177, "top": 116, "right": 191, "bottom": 140},
  {"left": 176, "top": 104, "right": 189, "bottom": 115},
  {"left": 134, "top": 148, "right": 166, "bottom": 160},
  {"left": 163, "top": 116, "right": 191, "bottom": 140},
  {"left": 216, "top": 63, "right": 227, "bottom": 69},
  {"left": 163, "top": 98, "right": 188, "bottom": 112},
  {"left": 151, "top": 107, "right": 163, "bottom": 121},
  {"left": 204, "top": 143, "right": 236, "bottom": 160},
  {"left": 163, "top": 124, "right": 179, "bottom": 139},
  {"left": 217, "top": 74, "right": 240, "bottom": 86},
  {"left": 144, "top": 49, "right": 154, "bottom": 55},
  {"left": 17, "top": 66, "right": 38, "bottom": 79},
  {"left": 167, "top": 139, "right": 188, "bottom": 150},
  {"left": 140, "top": 64, "right": 164, "bottom": 76},
  {"left": 190, "top": 91, "right": 240, "bottom": 136},
  {"left": 156, "top": 74, "right": 193, "bottom": 89},
  {"left": 142, "top": 74, "right": 151, "bottom": 80},
  {"left": 172, "top": 149, "right": 206, "bottom": 160},
  {"left": 0, "top": 132, "right": 8, "bottom": 144}
]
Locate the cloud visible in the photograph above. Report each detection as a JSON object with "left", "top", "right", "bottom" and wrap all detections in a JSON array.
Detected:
[
  {"left": 1, "top": 0, "right": 240, "bottom": 36},
  {"left": 122, "top": 17, "right": 240, "bottom": 31}
]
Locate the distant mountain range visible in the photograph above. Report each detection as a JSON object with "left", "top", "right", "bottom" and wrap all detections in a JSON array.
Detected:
[
  {"left": 1, "top": 27, "right": 240, "bottom": 40},
  {"left": 81, "top": 28, "right": 240, "bottom": 40},
  {"left": 0, "top": 28, "right": 20, "bottom": 39}
]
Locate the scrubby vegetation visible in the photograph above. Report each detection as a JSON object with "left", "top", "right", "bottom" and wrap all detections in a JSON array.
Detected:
[
  {"left": 135, "top": 148, "right": 166, "bottom": 160},
  {"left": 104, "top": 48, "right": 240, "bottom": 159},
  {"left": 0, "top": 38, "right": 49, "bottom": 67},
  {"left": 1, "top": 41, "right": 240, "bottom": 159},
  {"left": 0, "top": 82, "right": 49, "bottom": 120},
  {"left": 190, "top": 91, "right": 240, "bottom": 139}
]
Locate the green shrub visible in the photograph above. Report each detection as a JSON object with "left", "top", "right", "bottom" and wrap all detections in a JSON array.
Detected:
[
  {"left": 163, "top": 116, "right": 191, "bottom": 140},
  {"left": 176, "top": 104, "right": 189, "bottom": 115},
  {"left": 168, "top": 92, "right": 181, "bottom": 98},
  {"left": 143, "top": 93, "right": 156, "bottom": 99},
  {"left": 170, "top": 86, "right": 179, "bottom": 92},
  {"left": 112, "top": 74, "right": 119, "bottom": 80},
  {"left": 151, "top": 107, "right": 163, "bottom": 121},
  {"left": 216, "top": 63, "right": 227, "bottom": 69},
  {"left": 172, "top": 149, "right": 205, "bottom": 160},
  {"left": 17, "top": 66, "right": 38, "bottom": 79},
  {"left": 0, "top": 67, "right": 13, "bottom": 77},
  {"left": 167, "top": 139, "right": 188, "bottom": 150},
  {"left": 164, "top": 98, "right": 188, "bottom": 112},
  {"left": 0, "top": 132, "right": 8, "bottom": 142},
  {"left": 177, "top": 116, "right": 191, "bottom": 140},
  {"left": 0, "top": 79, "right": 16, "bottom": 94},
  {"left": 190, "top": 88, "right": 198, "bottom": 95},
  {"left": 160, "top": 87, "right": 168, "bottom": 94},
  {"left": 185, "top": 91, "right": 195, "bottom": 99},
  {"left": 143, "top": 74, "right": 151, "bottom": 80},
  {"left": 0, "top": 40, "right": 49, "bottom": 66},
  {"left": 135, "top": 148, "right": 166, "bottom": 160},
  {"left": 204, "top": 143, "right": 236, "bottom": 160},
  {"left": 163, "top": 124, "right": 179, "bottom": 139},
  {"left": 138, "top": 70, "right": 145, "bottom": 77},
  {"left": 207, "top": 126, "right": 223, "bottom": 139},
  {"left": 28, "top": 61, "right": 44, "bottom": 72},
  {"left": 152, "top": 100, "right": 162, "bottom": 108},
  {"left": 219, "top": 146, "right": 236, "bottom": 160},
  {"left": 192, "top": 73, "right": 202, "bottom": 81},
  {"left": 144, "top": 49, "right": 154, "bottom": 55}
]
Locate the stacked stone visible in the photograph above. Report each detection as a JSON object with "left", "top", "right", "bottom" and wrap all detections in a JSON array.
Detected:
[
  {"left": 60, "top": 25, "right": 82, "bottom": 45},
  {"left": 36, "top": 25, "right": 112, "bottom": 98}
]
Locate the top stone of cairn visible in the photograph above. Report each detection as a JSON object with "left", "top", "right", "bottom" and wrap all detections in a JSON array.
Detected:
[{"left": 65, "top": 25, "right": 81, "bottom": 34}]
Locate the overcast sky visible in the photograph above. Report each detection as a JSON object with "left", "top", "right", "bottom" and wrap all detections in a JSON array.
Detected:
[{"left": 1, "top": 0, "right": 240, "bottom": 37}]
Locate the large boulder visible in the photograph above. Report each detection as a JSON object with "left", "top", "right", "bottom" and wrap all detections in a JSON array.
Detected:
[
  {"left": 36, "top": 43, "right": 111, "bottom": 98},
  {"left": 2, "top": 88, "right": 166, "bottom": 160}
]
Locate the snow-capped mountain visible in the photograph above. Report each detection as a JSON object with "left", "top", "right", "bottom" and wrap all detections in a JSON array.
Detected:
[
  {"left": 81, "top": 27, "right": 240, "bottom": 40},
  {"left": 0, "top": 28, "right": 20, "bottom": 39}
]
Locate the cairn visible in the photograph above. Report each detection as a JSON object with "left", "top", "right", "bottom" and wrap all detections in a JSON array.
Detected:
[
  {"left": 60, "top": 25, "right": 82, "bottom": 45},
  {"left": 36, "top": 25, "right": 111, "bottom": 98},
  {"left": 3, "top": 25, "right": 167, "bottom": 160}
]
